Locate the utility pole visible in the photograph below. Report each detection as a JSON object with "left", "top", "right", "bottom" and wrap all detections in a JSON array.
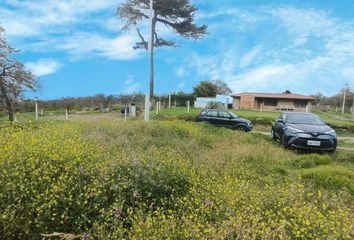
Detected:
[
  {"left": 342, "top": 84, "right": 348, "bottom": 114},
  {"left": 144, "top": 0, "right": 154, "bottom": 122}
]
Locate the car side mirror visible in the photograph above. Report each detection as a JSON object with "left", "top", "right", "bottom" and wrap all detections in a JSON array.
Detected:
[
  {"left": 325, "top": 121, "right": 331, "bottom": 126},
  {"left": 277, "top": 119, "right": 283, "bottom": 123}
]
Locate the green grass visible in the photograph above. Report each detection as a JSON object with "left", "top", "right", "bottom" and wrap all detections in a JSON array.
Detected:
[
  {"left": 301, "top": 164, "right": 354, "bottom": 194},
  {"left": 0, "top": 120, "right": 353, "bottom": 239},
  {"left": 338, "top": 139, "right": 354, "bottom": 148}
]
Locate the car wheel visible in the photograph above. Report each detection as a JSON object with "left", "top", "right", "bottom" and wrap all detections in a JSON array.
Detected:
[
  {"left": 235, "top": 125, "right": 247, "bottom": 132},
  {"left": 281, "top": 133, "right": 289, "bottom": 149},
  {"left": 271, "top": 129, "right": 277, "bottom": 140}
]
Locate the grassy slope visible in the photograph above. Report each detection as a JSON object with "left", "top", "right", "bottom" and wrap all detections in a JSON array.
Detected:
[{"left": 0, "top": 120, "right": 353, "bottom": 239}]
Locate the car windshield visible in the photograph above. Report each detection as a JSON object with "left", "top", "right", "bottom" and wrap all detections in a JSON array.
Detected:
[
  {"left": 285, "top": 113, "right": 324, "bottom": 125},
  {"left": 229, "top": 111, "right": 238, "bottom": 118}
]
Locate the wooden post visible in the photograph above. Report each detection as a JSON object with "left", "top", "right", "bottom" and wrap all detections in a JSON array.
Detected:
[
  {"left": 35, "top": 98, "right": 39, "bottom": 121},
  {"left": 352, "top": 99, "right": 354, "bottom": 121},
  {"left": 65, "top": 108, "right": 68, "bottom": 121},
  {"left": 342, "top": 85, "right": 348, "bottom": 114},
  {"left": 131, "top": 105, "right": 136, "bottom": 118},
  {"left": 187, "top": 101, "right": 190, "bottom": 113},
  {"left": 168, "top": 94, "right": 171, "bottom": 108}
]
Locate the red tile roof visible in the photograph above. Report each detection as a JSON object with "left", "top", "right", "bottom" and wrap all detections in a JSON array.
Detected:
[{"left": 232, "top": 92, "right": 315, "bottom": 100}]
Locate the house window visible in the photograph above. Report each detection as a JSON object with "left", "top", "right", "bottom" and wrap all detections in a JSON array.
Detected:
[
  {"left": 264, "top": 99, "right": 278, "bottom": 106},
  {"left": 294, "top": 100, "right": 307, "bottom": 108}
]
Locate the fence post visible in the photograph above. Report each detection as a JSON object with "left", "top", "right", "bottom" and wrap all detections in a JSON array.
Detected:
[
  {"left": 65, "top": 108, "right": 69, "bottom": 121},
  {"left": 124, "top": 108, "right": 127, "bottom": 121},
  {"left": 131, "top": 105, "right": 136, "bottom": 118},
  {"left": 187, "top": 101, "right": 190, "bottom": 113},
  {"left": 156, "top": 102, "right": 159, "bottom": 115},
  {"left": 168, "top": 94, "right": 171, "bottom": 108},
  {"left": 35, "top": 98, "right": 39, "bottom": 121}
]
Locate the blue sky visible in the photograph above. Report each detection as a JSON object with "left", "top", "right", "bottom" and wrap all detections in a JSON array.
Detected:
[{"left": 1, "top": 0, "right": 354, "bottom": 99}]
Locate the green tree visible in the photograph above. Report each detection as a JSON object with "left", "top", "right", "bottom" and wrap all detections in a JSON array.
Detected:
[
  {"left": 193, "top": 80, "right": 232, "bottom": 97},
  {"left": 0, "top": 25, "right": 37, "bottom": 122},
  {"left": 118, "top": 0, "right": 208, "bottom": 99}
]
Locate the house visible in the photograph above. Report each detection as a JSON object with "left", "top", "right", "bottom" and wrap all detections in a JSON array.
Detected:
[
  {"left": 232, "top": 92, "right": 315, "bottom": 112},
  {"left": 194, "top": 95, "right": 233, "bottom": 108}
]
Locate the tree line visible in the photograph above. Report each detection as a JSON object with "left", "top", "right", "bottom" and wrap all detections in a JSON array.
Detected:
[{"left": 312, "top": 88, "right": 354, "bottom": 109}]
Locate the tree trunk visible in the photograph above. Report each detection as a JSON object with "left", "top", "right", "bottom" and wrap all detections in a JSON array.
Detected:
[
  {"left": 0, "top": 78, "right": 14, "bottom": 122},
  {"left": 149, "top": 18, "right": 156, "bottom": 101}
]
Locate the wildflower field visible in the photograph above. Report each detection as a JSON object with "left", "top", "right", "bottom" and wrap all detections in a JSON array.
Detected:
[{"left": 0, "top": 120, "right": 353, "bottom": 239}]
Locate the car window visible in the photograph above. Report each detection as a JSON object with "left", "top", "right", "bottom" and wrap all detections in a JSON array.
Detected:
[
  {"left": 207, "top": 111, "right": 218, "bottom": 117},
  {"left": 285, "top": 113, "right": 324, "bottom": 125},
  {"left": 200, "top": 110, "right": 207, "bottom": 116},
  {"left": 229, "top": 111, "right": 238, "bottom": 118},
  {"left": 219, "top": 111, "right": 231, "bottom": 118}
]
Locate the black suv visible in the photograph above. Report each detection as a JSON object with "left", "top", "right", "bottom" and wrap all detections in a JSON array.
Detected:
[
  {"left": 271, "top": 112, "right": 337, "bottom": 152},
  {"left": 196, "top": 109, "right": 253, "bottom": 132}
]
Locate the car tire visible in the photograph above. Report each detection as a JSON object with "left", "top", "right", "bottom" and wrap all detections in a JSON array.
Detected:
[
  {"left": 281, "top": 133, "right": 289, "bottom": 149},
  {"left": 235, "top": 125, "right": 247, "bottom": 132},
  {"left": 271, "top": 129, "right": 277, "bottom": 141}
]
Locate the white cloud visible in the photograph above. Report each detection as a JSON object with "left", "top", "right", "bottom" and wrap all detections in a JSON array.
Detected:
[
  {"left": 239, "top": 45, "right": 263, "bottom": 68},
  {"left": 25, "top": 59, "right": 62, "bottom": 77},
  {"left": 0, "top": 0, "right": 138, "bottom": 61},
  {"left": 186, "top": 6, "right": 354, "bottom": 95},
  {"left": 59, "top": 33, "right": 140, "bottom": 60},
  {"left": 123, "top": 75, "right": 141, "bottom": 93},
  {"left": 178, "top": 82, "right": 185, "bottom": 89},
  {"left": 175, "top": 67, "right": 186, "bottom": 77}
]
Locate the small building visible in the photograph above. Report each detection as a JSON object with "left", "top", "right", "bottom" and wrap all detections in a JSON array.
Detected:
[
  {"left": 194, "top": 95, "right": 233, "bottom": 109},
  {"left": 232, "top": 92, "right": 315, "bottom": 112}
]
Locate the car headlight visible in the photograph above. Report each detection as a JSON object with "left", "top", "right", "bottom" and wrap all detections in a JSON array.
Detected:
[
  {"left": 285, "top": 126, "right": 304, "bottom": 134},
  {"left": 324, "top": 129, "right": 336, "bottom": 136}
]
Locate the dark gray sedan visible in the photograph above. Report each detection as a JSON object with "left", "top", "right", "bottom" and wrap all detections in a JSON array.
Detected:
[
  {"left": 271, "top": 112, "right": 337, "bottom": 152},
  {"left": 196, "top": 109, "right": 253, "bottom": 132}
]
